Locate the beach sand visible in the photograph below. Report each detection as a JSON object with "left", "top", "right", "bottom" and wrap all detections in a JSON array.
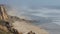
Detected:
[{"left": 12, "top": 21, "right": 49, "bottom": 34}]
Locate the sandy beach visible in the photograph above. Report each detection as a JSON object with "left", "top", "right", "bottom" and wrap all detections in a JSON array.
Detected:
[{"left": 12, "top": 21, "right": 48, "bottom": 34}]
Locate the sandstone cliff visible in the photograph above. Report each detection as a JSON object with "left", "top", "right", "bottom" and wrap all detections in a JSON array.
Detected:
[{"left": 0, "top": 5, "right": 9, "bottom": 21}]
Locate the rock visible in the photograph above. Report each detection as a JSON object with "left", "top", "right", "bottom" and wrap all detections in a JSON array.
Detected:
[
  {"left": 0, "top": 5, "right": 9, "bottom": 21},
  {"left": 27, "top": 31, "right": 35, "bottom": 34},
  {"left": 19, "top": 32, "right": 23, "bottom": 34}
]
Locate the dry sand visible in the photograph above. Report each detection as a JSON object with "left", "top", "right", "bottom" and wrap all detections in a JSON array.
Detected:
[{"left": 12, "top": 21, "right": 49, "bottom": 34}]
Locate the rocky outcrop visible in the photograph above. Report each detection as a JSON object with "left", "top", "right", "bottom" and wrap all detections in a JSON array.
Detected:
[
  {"left": 0, "top": 5, "right": 19, "bottom": 34},
  {"left": 0, "top": 5, "right": 9, "bottom": 21}
]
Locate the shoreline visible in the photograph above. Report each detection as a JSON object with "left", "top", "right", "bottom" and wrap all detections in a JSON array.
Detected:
[{"left": 12, "top": 21, "right": 49, "bottom": 34}]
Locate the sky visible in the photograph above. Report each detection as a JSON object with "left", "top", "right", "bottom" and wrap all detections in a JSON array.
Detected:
[{"left": 0, "top": 0, "right": 60, "bottom": 9}]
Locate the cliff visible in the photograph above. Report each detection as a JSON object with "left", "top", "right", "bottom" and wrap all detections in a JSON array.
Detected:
[{"left": 0, "top": 5, "right": 9, "bottom": 21}]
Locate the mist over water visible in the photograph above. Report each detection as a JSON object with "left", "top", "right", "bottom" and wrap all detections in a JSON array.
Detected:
[{"left": 7, "top": 6, "right": 60, "bottom": 25}]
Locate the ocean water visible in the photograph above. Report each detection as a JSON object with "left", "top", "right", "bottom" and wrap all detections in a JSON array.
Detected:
[
  {"left": 17, "top": 8, "right": 60, "bottom": 25},
  {"left": 21, "top": 8, "right": 60, "bottom": 34},
  {"left": 8, "top": 7, "right": 60, "bottom": 34}
]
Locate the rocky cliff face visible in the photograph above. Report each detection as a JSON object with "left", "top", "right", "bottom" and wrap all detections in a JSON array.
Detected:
[
  {"left": 0, "top": 5, "right": 9, "bottom": 21},
  {"left": 0, "top": 5, "right": 21, "bottom": 34},
  {"left": 0, "top": 5, "right": 13, "bottom": 34}
]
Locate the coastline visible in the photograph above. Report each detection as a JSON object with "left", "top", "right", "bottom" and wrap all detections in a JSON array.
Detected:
[{"left": 12, "top": 21, "right": 49, "bottom": 34}]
